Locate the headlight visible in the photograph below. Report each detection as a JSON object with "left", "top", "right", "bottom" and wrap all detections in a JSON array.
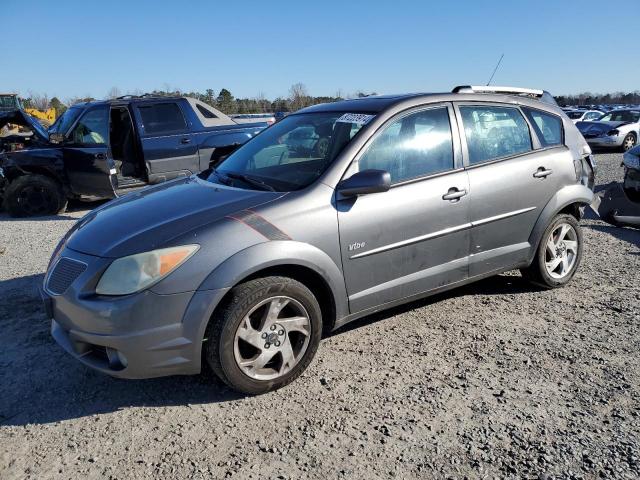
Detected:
[
  {"left": 607, "top": 129, "right": 620, "bottom": 136},
  {"left": 96, "top": 245, "right": 199, "bottom": 296}
]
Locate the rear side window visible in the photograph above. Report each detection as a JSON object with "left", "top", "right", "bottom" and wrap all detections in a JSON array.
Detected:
[
  {"left": 523, "top": 107, "right": 563, "bottom": 147},
  {"left": 459, "top": 105, "right": 532, "bottom": 165},
  {"left": 358, "top": 107, "right": 454, "bottom": 183},
  {"left": 138, "top": 103, "right": 187, "bottom": 134},
  {"left": 196, "top": 104, "right": 218, "bottom": 118}
]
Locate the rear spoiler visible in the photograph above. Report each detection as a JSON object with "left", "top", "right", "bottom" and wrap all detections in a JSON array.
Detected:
[{"left": 452, "top": 85, "right": 558, "bottom": 107}]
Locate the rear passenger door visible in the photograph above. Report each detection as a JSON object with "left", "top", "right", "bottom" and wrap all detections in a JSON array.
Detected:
[
  {"left": 454, "top": 103, "right": 566, "bottom": 277},
  {"left": 338, "top": 104, "right": 470, "bottom": 313},
  {"left": 134, "top": 101, "right": 199, "bottom": 183}
]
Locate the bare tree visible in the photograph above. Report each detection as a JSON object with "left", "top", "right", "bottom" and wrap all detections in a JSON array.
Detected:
[
  {"left": 289, "top": 83, "right": 309, "bottom": 112},
  {"left": 254, "top": 91, "right": 270, "bottom": 112},
  {"left": 106, "top": 86, "right": 122, "bottom": 99},
  {"left": 27, "top": 91, "right": 50, "bottom": 110}
]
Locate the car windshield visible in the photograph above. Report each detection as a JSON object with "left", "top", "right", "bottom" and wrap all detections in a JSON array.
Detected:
[
  {"left": 566, "top": 111, "right": 584, "bottom": 119},
  {"left": 207, "top": 111, "right": 373, "bottom": 191},
  {"left": 49, "top": 107, "right": 83, "bottom": 135},
  {"left": 599, "top": 111, "right": 640, "bottom": 122}
]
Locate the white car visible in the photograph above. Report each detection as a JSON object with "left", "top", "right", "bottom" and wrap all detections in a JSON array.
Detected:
[
  {"left": 564, "top": 109, "right": 604, "bottom": 124},
  {"left": 577, "top": 109, "right": 640, "bottom": 151}
]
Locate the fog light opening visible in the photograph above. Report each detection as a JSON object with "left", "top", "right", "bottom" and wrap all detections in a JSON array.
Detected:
[{"left": 105, "top": 347, "right": 128, "bottom": 371}]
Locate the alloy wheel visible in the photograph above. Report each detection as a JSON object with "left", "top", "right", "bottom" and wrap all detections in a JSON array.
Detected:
[
  {"left": 544, "top": 223, "right": 579, "bottom": 279},
  {"left": 233, "top": 296, "right": 311, "bottom": 381},
  {"left": 623, "top": 135, "right": 636, "bottom": 152}
]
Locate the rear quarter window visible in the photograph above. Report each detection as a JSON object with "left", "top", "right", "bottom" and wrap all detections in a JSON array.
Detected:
[
  {"left": 523, "top": 108, "right": 563, "bottom": 147},
  {"left": 138, "top": 103, "right": 187, "bottom": 135}
]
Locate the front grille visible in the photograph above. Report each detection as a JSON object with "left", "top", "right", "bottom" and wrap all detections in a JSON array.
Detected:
[{"left": 47, "top": 257, "right": 86, "bottom": 295}]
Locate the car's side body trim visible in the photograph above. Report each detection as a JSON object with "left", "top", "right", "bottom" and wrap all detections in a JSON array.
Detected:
[{"left": 349, "top": 206, "right": 536, "bottom": 259}]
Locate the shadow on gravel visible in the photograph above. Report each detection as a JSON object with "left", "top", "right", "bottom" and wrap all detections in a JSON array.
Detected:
[
  {"left": 0, "top": 199, "right": 106, "bottom": 222},
  {"left": 585, "top": 223, "right": 640, "bottom": 249},
  {"left": 332, "top": 273, "right": 538, "bottom": 336},
  {"left": 0, "top": 274, "right": 245, "bottom": 427}
]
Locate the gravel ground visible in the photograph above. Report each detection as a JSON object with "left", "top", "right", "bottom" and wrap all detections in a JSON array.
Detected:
[{"left": 1, "top": 153, "right": 639, "bottom": 480}]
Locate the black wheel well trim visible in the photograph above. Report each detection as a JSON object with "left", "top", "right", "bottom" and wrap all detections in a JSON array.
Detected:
[
  {"left": 527, "top": 195, "right": 590, "bottom": 266},
  {"left": 211, "top": 263, "right": 337, "bottom": 336},
  {"left": 5, "top": 166, "right": 65, "bottom": 188}
]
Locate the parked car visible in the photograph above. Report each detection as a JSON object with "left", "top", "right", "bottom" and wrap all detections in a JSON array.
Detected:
[
  {"left": 0, "top": 96, "right": 268, "bottom": 216},
  {"left": 564, "top": 109, "right": 604, "bottom": 124},
  {"left": 231, "top": 113, "right": 276, "bottom": 125},
  {"left": 576, "top": 109, "right": 640, "bottom": 152},
  {"left": 42, "top": 85, "right": 595, "bottom": 394},
  {"left": 596, "top": 144, "right": 640, "bottom": 227}
]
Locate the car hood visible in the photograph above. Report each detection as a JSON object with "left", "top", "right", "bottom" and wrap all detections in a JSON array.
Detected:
[
  {"left": 0, "top": 110, "right": 49, "bottom": 142},
  {"left": 576, "top": 121, "right": 629, "bottom": 135},
  {"left": 66, "top": 176, "right": 285, "bottom": 258}
]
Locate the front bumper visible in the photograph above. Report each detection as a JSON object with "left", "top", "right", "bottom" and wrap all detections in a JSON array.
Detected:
[
  {"left": 43, "top": 247, "right": 228, "bottom": 379},
  {"left": 584, "top": 135, "right": 623, "bottom": 148}
]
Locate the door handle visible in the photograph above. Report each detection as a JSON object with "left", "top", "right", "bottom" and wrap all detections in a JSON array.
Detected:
[
  {"left": 94, "top": 153, "right": 106, "bottom": 160},
  {"left": 533, "top": 167, "right": 553, "bottom": 178},
  {"left": 180, "top": 138, "right": 191, "bottom": 144},
  {"left": 442, "top": 187, "right": 467, "bottom": 201}
]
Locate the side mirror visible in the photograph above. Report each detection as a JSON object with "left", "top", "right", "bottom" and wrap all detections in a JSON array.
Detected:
[
  {"left": 49, "top": 133, "right": 65, "bottom": 144},
  {"left": 338, "top": 169, "right": 391, "bottom": 197}
]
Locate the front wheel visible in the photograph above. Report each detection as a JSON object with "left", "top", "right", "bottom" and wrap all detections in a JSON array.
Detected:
[
  {"left": 521, "top": 214, "right": 583, "bottom": 288},
  {"left": 204, "top": 276, "right": 322, "bottom": 394},
  {"left": 622, "top": 133, "right": 636, "bottom": 152},
  {"left": 3, "top": 174, "right": 67, "bottom": 217}
]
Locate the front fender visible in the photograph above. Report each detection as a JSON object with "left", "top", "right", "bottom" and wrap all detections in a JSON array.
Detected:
[
  {"left": 527, "top": 184, "right": 594, "bottom": 263},
  {"left": 198, "top": 240, "right": 349, "bottom": 321}
]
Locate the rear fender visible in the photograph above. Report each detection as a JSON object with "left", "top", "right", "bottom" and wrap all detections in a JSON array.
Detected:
[{"left": 527, "top": 184, "right": 594, "bottom": 263}]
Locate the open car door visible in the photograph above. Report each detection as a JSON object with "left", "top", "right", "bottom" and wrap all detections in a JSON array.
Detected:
[{"left": 62, "top": 105, "right": 117, "bottom": 198}]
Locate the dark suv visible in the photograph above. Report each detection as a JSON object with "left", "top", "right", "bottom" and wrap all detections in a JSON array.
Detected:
[
  {"left": 43, "top": 86, "right": 595, "bottom": 394},
  {"left": 0, "top": 96, "right": 267, "bottom": 216}
]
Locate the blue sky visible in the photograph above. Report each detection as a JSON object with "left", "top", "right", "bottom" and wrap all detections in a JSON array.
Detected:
[{"left": 3, "top": 0, "right": 633, "bottom": 101}]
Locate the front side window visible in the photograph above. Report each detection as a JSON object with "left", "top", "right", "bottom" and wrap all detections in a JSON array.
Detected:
[
  {"left": 523, "top": 107, "right": 563, "bottom": 147},
  {"left": 138, "top": 103, "right": 187, "bottom": 134},
  {"left": 460, "top": 105, "right": 532, "bottom": 164},
  {"left": 358, "top": 107, "right": 454, "bottom": 183},
  {"left": 566, "top": 111, "right": 584, "bottom": 120},
  {"left": 209, "top": 111, "right": 371, "bottom": 191},
  {"left": 70, "top": 107, "right": 109, "bottom": 145},
  {"left": 49, "top": 107, "right": 83, "bottom": 136}
]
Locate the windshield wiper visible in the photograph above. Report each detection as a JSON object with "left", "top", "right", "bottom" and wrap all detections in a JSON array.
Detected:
[{"left": 224, "top": 172, "right": 276, "bottom": 192}]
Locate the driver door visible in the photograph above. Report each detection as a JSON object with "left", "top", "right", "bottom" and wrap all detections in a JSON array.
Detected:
[
  {"left": 337, "top": 104, "right": 471, "bottom": 314},
  {"left": 63, "top": 105, "right": 117, "bottom": 198}
]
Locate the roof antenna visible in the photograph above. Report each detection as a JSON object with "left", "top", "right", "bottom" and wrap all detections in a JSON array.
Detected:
[{"left": 486, "top": 53, "right": 504, "bottom": 86}]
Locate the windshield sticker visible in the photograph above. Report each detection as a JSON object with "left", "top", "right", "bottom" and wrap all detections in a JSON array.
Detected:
[{"left": 336, "top": 113, "right": 375, "bottom": 125}]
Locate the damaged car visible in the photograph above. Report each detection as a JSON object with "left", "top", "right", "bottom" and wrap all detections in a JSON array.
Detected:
[
  {"left": 0, "top": 96, "right": 268, "bottom": 217},
  {"left": 595, "top": 144, "right": 640, "bottom": 227},
  {"left": 576, "top": 109, "right": 640, "bottom": 152}
]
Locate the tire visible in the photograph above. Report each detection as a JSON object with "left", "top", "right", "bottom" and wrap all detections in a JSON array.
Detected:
[
  {"left": 622, "top": 133, "right": 636, "bottom": 152},
  {"left": 521, "top": 214, "right": 583, "bottom": 289},
  {"left": 204, "top": 276, "right": 322, "bottom": 394},
  {"left": 3, "top": 174, "right": 67, "bottom": 217}
]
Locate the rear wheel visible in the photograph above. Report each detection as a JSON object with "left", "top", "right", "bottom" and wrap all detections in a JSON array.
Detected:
[
  {"left": 622, "top": 133, "right": 636, "bottom": 152},
  {"left": 521, "top": 214, "right": 583, "bottom": 288},
  {"left": 205, "top": 276, "right": 322, "bottom": 394},
  {"left": 3, "top": 174, "right": 67, "bottom": 217}
]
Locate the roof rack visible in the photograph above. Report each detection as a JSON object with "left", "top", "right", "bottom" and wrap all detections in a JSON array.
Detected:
[
  {"left": 114, "top": 93, "right": 174, "bottom": 100},
  {"left": 452, "top": 85, "right": 557, "bottom": 106}
]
